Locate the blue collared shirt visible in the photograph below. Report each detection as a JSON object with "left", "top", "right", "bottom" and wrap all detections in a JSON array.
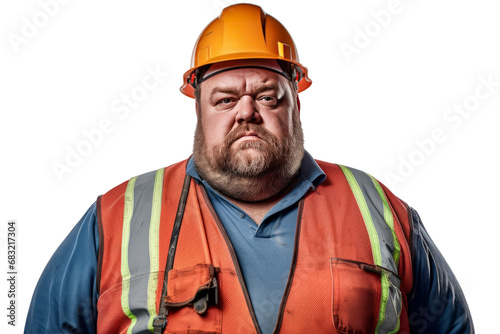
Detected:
[{"left": 186, "top": 151, "right": 326, "bottom": 334}]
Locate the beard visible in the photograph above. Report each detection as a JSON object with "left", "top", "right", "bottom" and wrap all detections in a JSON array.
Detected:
[{"left": 193, "top": 115, "right": 304, "bottom": 202}]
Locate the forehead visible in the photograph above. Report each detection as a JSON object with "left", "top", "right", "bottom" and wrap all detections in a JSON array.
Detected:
[{"left": 200, "top": 67, "right": 287, "bottom": 94}]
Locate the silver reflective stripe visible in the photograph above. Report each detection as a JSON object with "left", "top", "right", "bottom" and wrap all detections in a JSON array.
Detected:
[
  {"left": 121, "top": 169, "right": 165, "bottom": 333},
  {"left": 381, "top": 274, "right": 402, "bottom": 334},
  {"left": 339, "top": 165, "right": 402, "bottom": 334},
  {"left": 349, "top": 168, "right": 398, "bottom": 273},
  {"left": 129, "top": 170, "right": 156, "bottom": 333}
]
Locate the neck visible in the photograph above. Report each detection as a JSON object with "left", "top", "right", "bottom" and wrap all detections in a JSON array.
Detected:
[
  {"left": 219, "top": 166, "right": 298, "bottom": 201},
  {"left": 220, "top": 174, "right": 298, "bottom": 225}
]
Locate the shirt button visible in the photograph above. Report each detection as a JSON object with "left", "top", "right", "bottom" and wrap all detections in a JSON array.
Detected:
[{"left": 239, "top": 213, "right": 245, "bottom": 218}]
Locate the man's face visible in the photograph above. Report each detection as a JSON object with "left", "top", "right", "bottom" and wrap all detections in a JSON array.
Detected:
[{"left": 193, "top": 67, "right": 304, "bottom": 201}]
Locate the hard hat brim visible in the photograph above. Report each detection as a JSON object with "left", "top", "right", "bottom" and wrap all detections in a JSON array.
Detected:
[{"left": 180, "top": 56, "right": 311, "bottom": 98}]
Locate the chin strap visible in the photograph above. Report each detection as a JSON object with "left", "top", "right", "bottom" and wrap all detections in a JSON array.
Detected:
[{"left": 153, "top": 174, "right": 192, "bottom": 334}]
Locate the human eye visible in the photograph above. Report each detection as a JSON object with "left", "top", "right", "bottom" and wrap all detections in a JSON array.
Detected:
[
  {"left": 214, "top": 96, "right": 237, "bottom": 110},
  {"left": 257, "top": 95, "right": 278, "bottom": 106},
  {"left": 216, "top": 98, "right": 234, "bottom": 105}
]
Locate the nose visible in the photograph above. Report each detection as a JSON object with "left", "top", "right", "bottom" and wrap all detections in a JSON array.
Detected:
[{"left": 235, "top": 96, "right": 262, "bottom": 124}]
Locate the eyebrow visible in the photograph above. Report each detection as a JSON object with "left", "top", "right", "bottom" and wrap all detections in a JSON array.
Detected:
[
  {"left": 209, "top": 84, "right": 280, "bottom": 98},
  {"left": 210, "top": 87, "right": 239, "bottom": 96},
  {"left": 255, "top": 85, "right": 280, "bottom": 95}
]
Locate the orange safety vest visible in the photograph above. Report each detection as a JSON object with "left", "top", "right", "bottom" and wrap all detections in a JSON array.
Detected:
[{"left": 96, "top": 159, "right": 414, "bottom": 333}]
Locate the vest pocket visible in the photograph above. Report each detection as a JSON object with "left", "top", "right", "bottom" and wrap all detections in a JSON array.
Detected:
[
  {"left": 165, "top": 264, "right": 222, "bottom": 333},
  {"left": 330, "top": 258, "right": 402, "bottom": 334}
]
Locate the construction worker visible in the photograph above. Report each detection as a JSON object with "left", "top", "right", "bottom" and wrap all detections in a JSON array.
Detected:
[{"left": 25, "top": 4, "right": 474, "bottom": 333}]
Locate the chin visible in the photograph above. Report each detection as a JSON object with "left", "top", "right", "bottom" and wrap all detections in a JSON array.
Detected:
[{"left": 232, "top": 147, "right": 263, "bottom": 159}]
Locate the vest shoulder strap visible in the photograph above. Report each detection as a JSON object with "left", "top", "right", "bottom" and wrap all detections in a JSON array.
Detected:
[{"left": 96, "top": 160, "right": 188, "bottom": 333}]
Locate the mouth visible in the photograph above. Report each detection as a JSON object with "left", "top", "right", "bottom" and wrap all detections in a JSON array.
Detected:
[
  {"left": 232, "top": 131, "right": 262, "bottom": 143},
  {"left": 240, "top": 131, "right": 260, "bottom": 138}
]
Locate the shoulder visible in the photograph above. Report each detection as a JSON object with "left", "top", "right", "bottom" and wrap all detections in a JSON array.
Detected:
[
  {"left": 315, "top": 160, "right": 398, "bottom": 197},
  {"left": 97, "top": 159, "right": 189, "bottom": 231},
  {"left": 100, "top": 159, "right": 189, "bottom": 200},
  {"left": 314, "top": 160, "right": 383, "bottom": 185},
  {"left": 315, "top": 160, "right": 413, "bottom": 237}
]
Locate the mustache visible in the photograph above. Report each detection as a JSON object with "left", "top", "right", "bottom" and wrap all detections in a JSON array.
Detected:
[{"left": 224, "top": 123, "right": 276, "bottom": 147}]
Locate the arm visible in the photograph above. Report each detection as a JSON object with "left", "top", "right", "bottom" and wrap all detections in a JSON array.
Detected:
[
  {"left": 408, "top": 208, "right": 474, "bottom": 333},
  {"left": 25, "top": 203, "right": 99, "bottom": 333}
]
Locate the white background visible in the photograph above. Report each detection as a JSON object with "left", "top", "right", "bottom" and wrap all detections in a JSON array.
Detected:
[{"left": 1, "top": 0, "right": 498, "bottom": 332}]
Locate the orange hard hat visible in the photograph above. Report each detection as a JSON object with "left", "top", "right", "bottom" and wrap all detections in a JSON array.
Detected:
[{"left": 180, "top": 3, "right": 312, "bottom": 98}]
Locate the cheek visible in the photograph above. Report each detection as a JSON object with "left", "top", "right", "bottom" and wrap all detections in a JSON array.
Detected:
[
  {"left": 266, "top": 112, "right": 293, "bottom": 137},
  {"left": 201, "top": 114, "right": 233, "bottom": 146}
]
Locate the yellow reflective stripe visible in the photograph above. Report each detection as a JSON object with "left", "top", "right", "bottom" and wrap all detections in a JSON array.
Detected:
[
  {"left": 146, "top": 168, "right": 165, "bottom": 331},
  {"left": 390, "top": 312, "right": 401, "bottom": 334},
  {"left": 388, "top": 308, "right": 401, "bottom": 334},
  {"left": 121, "top": 176, "right": 137, "bottom": 333},
  {"left": 370, "top": 176, "right": 401, "bottom": 333},
  {"left": 340, "top": 165, "right": 402, "bottom": 333},
  {"left": 375, "top": 273, "right": 390, "bottom": 334},
  {"left": 370, "top": 176, "right": 401, "bottom": 270},
  {"left": 339, "top": 165, "right": 382, "bottom": 266}
]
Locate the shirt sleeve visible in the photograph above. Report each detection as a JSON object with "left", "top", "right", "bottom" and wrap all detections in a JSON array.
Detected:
[
  {"left": 408, "top": 208, "right": 474, "bottom": 333},
  {"left": 25, "top": 202, "right": 99, "bottom": 334}
]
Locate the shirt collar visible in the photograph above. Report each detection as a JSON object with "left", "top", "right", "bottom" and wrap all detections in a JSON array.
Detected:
[{"left": 300, "top": 150, "right": 326, "bottom": 189}]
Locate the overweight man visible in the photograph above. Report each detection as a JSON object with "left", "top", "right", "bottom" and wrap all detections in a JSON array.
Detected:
[{"left": 25, "top": 4, "right": 474, "bottom": 333}]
